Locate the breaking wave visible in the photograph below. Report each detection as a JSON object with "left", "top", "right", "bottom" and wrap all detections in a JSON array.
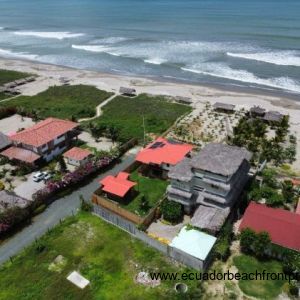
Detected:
[
  {"left": 14, "top": 31, "right": 84, "bottom": 40},
  {"left": 0, "top": 48, "right": 38, "bottom": 60},
  {"left": 227, "top": 51, "right": 300, "bottom": 67},
  {"left": 71, "top": 44, "right": 120, "bottom": 56},
  {"left": 182, "top": 63, "right": 300, "bottom": 93}
]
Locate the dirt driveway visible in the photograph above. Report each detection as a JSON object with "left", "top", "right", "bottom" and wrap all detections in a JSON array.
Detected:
[
  {"left": 0, "top": 114, "right": 35, "bottom": 135},
  {"left": 14, "top": 173, "right": 45, "bottom": 200}
]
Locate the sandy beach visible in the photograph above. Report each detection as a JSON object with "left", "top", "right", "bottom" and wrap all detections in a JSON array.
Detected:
[{"left": 1, "top": 57, "right": 300, "bottom": 172}]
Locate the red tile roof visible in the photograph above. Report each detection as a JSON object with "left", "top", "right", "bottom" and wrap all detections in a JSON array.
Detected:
[
  {"left": 136, "top": 137, "right": 193, "bottom": 166},
  {"left": 10, "top": 118, "right": 78, "bottom": 147},
  {"left": 240, "top": 202, "right": 300, "bottom": 252},
  {"left": 1, "top": 146, "right": 40, "bottom": 163},
  {"left": 63, "top": 147, "right": 92, "bottom": 161},
  {"left": 100, "top": 172, "right": 136, "bottom": 198}
]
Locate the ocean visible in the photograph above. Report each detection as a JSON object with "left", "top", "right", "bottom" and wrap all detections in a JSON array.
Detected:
[{"left": 0, "top": 0, "right": 299, "bottom": 95}]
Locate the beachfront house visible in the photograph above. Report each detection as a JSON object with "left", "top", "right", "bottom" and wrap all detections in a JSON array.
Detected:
[
  {"left": 240, "top": 202, "right": 300, "bottom": 252},
  {"left": 167, "top": 143, "right": 252, "bottom": 233},
  {"left": 0, "top": 118, "right": 80, "bottom": 165},
  {"left": 135, "top": 137, "right": 193, "bottom": 179}
]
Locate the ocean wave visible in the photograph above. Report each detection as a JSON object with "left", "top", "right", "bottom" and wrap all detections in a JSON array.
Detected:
[
  {"left": 227, "top": 51, "right": 300, "bottom": 67},
  {"left": 0, "top": 48, "right": 38, "bottom": 60},
  {"left": 91, "top": 37, "right": 129, "bottom": 44},
  {"left": 14, "top": 31, "right": 84, "bottom": 40},
  {"left": 182, "top": 63, "right": 300, "bottom": 93},
  {"left": 144, "top": 58, "right": 167, "bottom": 65},
  {"left": 71, "top": 44, "right": 120, "bottom": 56}
]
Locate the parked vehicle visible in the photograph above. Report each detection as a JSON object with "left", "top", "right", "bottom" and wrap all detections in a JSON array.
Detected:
[
  {"left": 43, "top": 172, "right": 52, "bottom": 182},
  {"left": 33, "top": 171, "right": 46, "bottom": 182}
]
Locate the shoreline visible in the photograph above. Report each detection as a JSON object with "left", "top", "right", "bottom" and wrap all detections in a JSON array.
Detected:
[
  {"left": 1, "top": 56, "right": 300, "bottom": 105},
  {"left": 1, "top": 56, "right": 300, "bottom": 171}
]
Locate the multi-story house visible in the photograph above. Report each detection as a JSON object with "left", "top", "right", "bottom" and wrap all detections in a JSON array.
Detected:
[
  {"left": 167, "top": 143, "right": 252, "bottom": 214},
  {"left": 1, "top": 118, "right": 80, "bottom": 164}
]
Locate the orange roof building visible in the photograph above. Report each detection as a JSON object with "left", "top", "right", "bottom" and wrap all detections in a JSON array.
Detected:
[
  {"left": 100, "top": 172, "right": 137, "bottom": 198},
  {"left": 1, "top": 117, "right": 80, "bottom": 164},
  {"left": 136, "top": 137, "right": 193, "bottom": 166},
  {"left": 9, "top": 118, "right": 78, "bottom": 147},
  {"left": 63, "top": 147, "right": 92, "bottom": 166},
  {"left": 1, "top": 146, "right": 40, "bottom": 164}
]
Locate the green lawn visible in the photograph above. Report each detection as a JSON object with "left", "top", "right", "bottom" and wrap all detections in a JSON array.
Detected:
[
  {"left": 119, "top": 170, "right": 168, "bottom": 216},
  {"left": 0, "top": 85, "right": 114, "bottom": 120},
  {"left": 233, "top": 254, "right": 287, "bottom": 299},
  {"left": 86, "top": 94, "right": 191, "bottom": 142},
  {"left": 0, "top": 92, "right": 8, "bottom": 101},
  {"left": 0, "top": 212, "right": 200, "bottom": 299},
  {"left": 0, "top": 69, "right": 31, "bottom": 86}
]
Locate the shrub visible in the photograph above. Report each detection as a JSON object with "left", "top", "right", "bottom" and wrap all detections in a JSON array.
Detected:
[
  {"left": 0, "top": 181, "right": 5, "bottom": 191},
  {"left": 160, "top": 200, "right": 183, "bottom": 224},
  {"left": 80, "top": 195, "right": 92, "bottom": 212},
  {"left": 289, "top": 283, "right": 298, "bottom": 296},
  {"left": 253, "top": 231, "right": 271, "bottom": 259},
  {"left": 35, "top": 241, "right": 47, "bottom": 254},
  {"left": 240, "top": 228, "right": 256, "bottom": 254}
]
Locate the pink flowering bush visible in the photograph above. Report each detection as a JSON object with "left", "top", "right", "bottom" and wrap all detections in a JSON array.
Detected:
[{"left": 32, "top": 154, "right": 117, "bottom": 203}]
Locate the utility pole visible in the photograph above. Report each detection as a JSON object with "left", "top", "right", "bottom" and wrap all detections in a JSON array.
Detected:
[{"left": 142, "top": 114, "right": 146, "bottom": 147}]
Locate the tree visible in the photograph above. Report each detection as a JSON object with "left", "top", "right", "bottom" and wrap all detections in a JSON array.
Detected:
[
  {"left": 240, "top": 228, "right": 256, "bottom": 254},
  {"left": 253, "top": 231, "right": 271, "bottom": 259},
  {"left": 160, "top": 200, "right": 183, "bottom": 224},
  {"left": 281, "top": 180, "right": 295, "bottom": 203},
  {"left": 58, "top": 156, "right": 67, "bottom": 172},
  {"left": 107, "top": 125, "right": 120, "bottom": 144}
]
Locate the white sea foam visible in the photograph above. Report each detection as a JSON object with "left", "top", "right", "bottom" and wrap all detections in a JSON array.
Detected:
[
  {"left": 182, "top": 63, "right": 300, "bottom": 93},
  {"left": 0, "top": 48, "right": 38, "bottom": 60},
  {"left": 72, "top": 44, "right": 120, "bottom": 56},
  {"left": 144, "top": 58, "right": 167, "bottom": 65},
  {"left": 92, "top": 37, "right": 128, "bottom": 44},
  {"left": 227, "top": 51, "right": 300, "bottom": 67},
  {"left": 14, "top": 31, "right": 84, "bottom": 40}
]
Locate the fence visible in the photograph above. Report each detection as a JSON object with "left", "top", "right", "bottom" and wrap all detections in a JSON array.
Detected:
[{"left": 92, "top": 204, "right": 207, "bottom": 271}]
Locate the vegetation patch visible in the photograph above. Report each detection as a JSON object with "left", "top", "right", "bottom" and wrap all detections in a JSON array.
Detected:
[
  {"left": 233, "top": 254, "right": 287, "bottom": 299},
  {"left": 0, "top": 212, "right": 200, "bottom": 299},
  {"left": 85, "top": 94, "right": 191, "bottom": 143},
  {"left": 0, "top": 85, "right": 113, "bottom": 120},
  {"left": 0, "top": 69, "right": 31, "bottom": 86}
]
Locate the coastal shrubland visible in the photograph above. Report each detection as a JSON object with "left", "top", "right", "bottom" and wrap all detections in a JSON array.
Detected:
[
  {"left": 0, "top": 85, "right": 113, "bottom": 120},
  {"left": 84, "top": 94, "right": 191, "bottom": 143},
  {"left": 230, "top": 116, "right": 296, "bottom": 165}
]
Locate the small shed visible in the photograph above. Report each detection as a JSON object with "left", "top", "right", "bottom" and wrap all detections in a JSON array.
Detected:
[
  {"left": 263, "top": 111, "right": 284, "bottom": 123},
  {"left": 170, "top": 226, "right": 217, "bottom": 269},
  {"left": 119, "top": 87, "right": 136, "bottom": 97},
  {"left": 99, "top": 172, "right": 137, "bottom": 202},
  {"left": 250, "top": 106, "right": 266, "bottom": 117},
  {"left": 63, "top": 147, "right": 92, "bottom": 166},
  {"left": 175, "top": 96, "right": 193, "bottom": 105},
  {"left": 191, "top": 205, "right": 230, "bottom": 234},
  {"left": 213, "top": 102, "right": 235, "bottom": 113}
]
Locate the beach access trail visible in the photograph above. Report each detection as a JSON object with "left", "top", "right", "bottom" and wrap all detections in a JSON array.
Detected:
[
  {"left": 0, "top": 153, "right": 135, "bottom": 265},
  {"left": 78, "top": 94, "right": 118, "bottom": 122}
]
